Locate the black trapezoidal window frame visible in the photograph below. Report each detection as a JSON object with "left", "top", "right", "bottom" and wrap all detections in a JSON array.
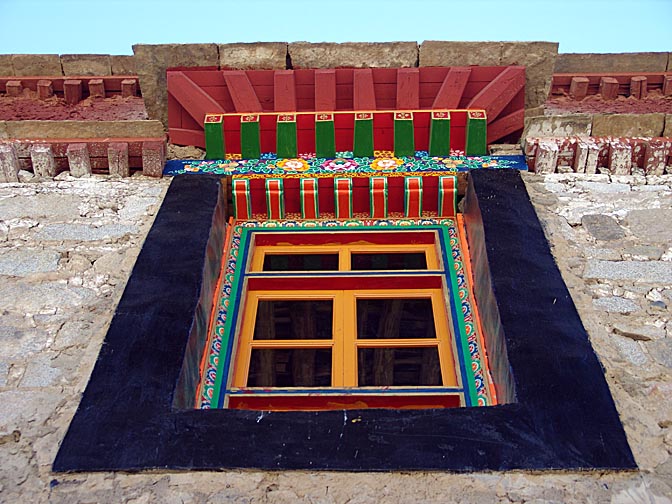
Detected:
[{"left": 53, "top": 171, "right": 636, "bottom": 472}]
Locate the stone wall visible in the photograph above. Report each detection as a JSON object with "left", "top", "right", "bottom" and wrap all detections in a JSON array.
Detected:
[
  {"left": 0, "top": 54, "right": 136, "bottom": 76},
  {"left": 0, "top": 172, "right": 671, "bottom": 501},
  {"left": 523, "top": 113, "right": 671, "bottom": 138},
  {"left": 555, "top": 52, "right": 671, "bottom": 73}
]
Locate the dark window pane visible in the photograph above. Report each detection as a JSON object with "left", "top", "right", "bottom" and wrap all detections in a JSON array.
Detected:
[
  {"left": 247, "top": 349, "right": 332, "bottom": 387},
  {"left": 357, "top": 298, "right": 436, "bottom": 339},
  {"left": 262, "top": 254, "right": 339, "bottom": 271},
  {"left": 253, "top": 300, "right": 333, "bottom": 340},
  {"left": 358, "top": 347, "right": 442, "bottom": 386},
  {"left": 351, "top": 252, "right": 427, "bottom": 270}
]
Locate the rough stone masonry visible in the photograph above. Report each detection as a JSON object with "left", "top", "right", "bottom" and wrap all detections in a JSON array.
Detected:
[{"left": 0, "top": 172, "right": 671, "bottom": 503}]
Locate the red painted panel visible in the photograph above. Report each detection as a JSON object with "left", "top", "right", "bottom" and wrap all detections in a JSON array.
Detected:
[
  {"left": 254, "top": 230, "right": 437, "bottom": 246},
  {"left": 487, "top": 109, "right": 525, "bottom": 144},
  {"left": 169, "top": 128, "right": 205, "bottom": 149},
  {"left": 248, "top": 275, "right": 443, "bottom": 291},
  {"left": 315, "top": 69, "right": 336, "bottom": 111},
  {"left": 229, "top": 394, "right": 462, "bottom": 411},
  {"left": 222, "top": 71, "right": 263, "bottom": 112},
  {"left": 274, "top": 70, "right": 297, "bottom": 112},
  {"left": 396, "top": 68, "right": 420, "bottom": 110},
  {"left": 353, "top": 68, "right": 376, "bottom": 110}
]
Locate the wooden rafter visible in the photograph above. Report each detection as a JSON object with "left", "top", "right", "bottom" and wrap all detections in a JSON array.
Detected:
[
  {"left": 314, "top": 69, "right": 336, "bottom": 111},
  {"left": 274, "top": 70, "right": 297, "bottom": 112},
  {"left": 396, "top": 68, "right": 419, "bottom": 110},
  {"left": 466, "top": 67, "right": 525, "bottom": 121},
  {"left": 166, "top": 71, "right": 225, "bottom": 126},
  {"left": 222, "top": 71, "right": 263, "bottom": 113},
  {"left": 353, "top": 69, "right": 376, "bottom": 110},
  {"left": 432, "top": 67, "right": 472, "bottom": 109}
]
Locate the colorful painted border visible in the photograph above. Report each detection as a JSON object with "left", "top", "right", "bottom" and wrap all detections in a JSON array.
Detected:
[
  {"left": 198, "top": 218, "right": 493, "bottom": 409},
  {"left": 164, "top": 152, "right": 527, "bottom": 177}
]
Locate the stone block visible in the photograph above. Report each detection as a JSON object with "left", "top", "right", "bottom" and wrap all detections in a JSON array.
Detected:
[
  {"left": 30, "top": 144, "right": 56, "bottom": 177},
  {"left": 11, "top": 54, "right": 62, "bottom": 76},
  {"left": 60, "top": 54, "right": 111, "bottom": 76},
  {"left": 111, "top": 55, "right": 137, "bottom": 75},
  {"left": 0, "top": 122, "right": 7, "bottom": 139},
  {"left": 108, "top": 142, "right": 130, "bottom": 177},
  {"left": 63, "top": 79, "right": 83, "bottom": 105},
  {"left": 500, "top": 41, "right": 559, "bottom": 109},
  {"left": 581, "top": 214, "right": 624, "bottom": 241},
  {"left": 608, "top": 139, "right": 632, "bottom": 175},
  {"left": 0, "top": 249, "right": 60, "bottom": 276},
  {"left": 643, "top": 139, "right": 670, "bottom": 175},
  {"left": 4, "top": 120, "right": 165, "bottom": 138},
  {"left": 599, "top": 77, "right": 619, "bottom": 100},
  {"left": 0, "top": 143, "right": 20, "bottom": 182},
  {"left": 592, "top": 296, "right": 640, "bottom": 313},
  {"left": 132, "top": 43, "right": 219, "bottom": 126},
  {"left": 575, "top": 137, "right": 600, "bottom": 174},
  {"left": 0, "top": 54, "right": 13, "bottom": 76},
  {"left": 555, "top": 52, "right": 669, "bottom": 73},
  {"left": 664, "top": 76, "right": 672, "bottom": 96},
  {"left": 5, "top": 80, "right": 22, "bottom": 97},
  {"left": 37, "top": 79, "right": 53, "bottom": 99},
  {"left": 534, "top": 139, "right": 559, "bottom": 174},
  {"left": 569, "top": 76, "right": 589, "bottom": 100},
  {"left": 121, "top": 79, "right": 137, "bottom": 97},
  {"left": 523, "top": 114, "right": 592, "bottom": 139},
  {"left": 219, "top": 42, "right": 287, "bottom": 69},
  {"left": 592, "top": 113, "right": 665, "bottom": 137},
  {"left": 419, "top": 41, "right": 502, "bottom": 67},
  {"left": 290, "top": 42, "right": 418, "bottom": 69},
  {"left": 664, "top": 114, "right": 672, "bottom": 137},
  {"left": 88, "top": 79, "right": 105, "bottom": 98},
  {"left": 66, "top": 143, "right": 92, "bottom": 177},
  {"left": 584, "top": 260, "right": 672, "bottom": 284},
  {"left": 142, "top": 140, "right": 166, "bottom": 177},
  {"left": 625, "top": 209, "right": 672, "bottom": 243},
  {"left": 630, "top": 76, "right": 647, "bottom": 99}
]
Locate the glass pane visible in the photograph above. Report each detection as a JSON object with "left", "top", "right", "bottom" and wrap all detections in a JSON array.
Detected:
[
  {"left": 263, "top": 254, "right": 339, "bottom": 271},
  {"left": 357, "top": 298, "right": 436, "bottom": 339},
  {"left": 253, "top": 300, "right": 333, "bottom": 340},
  {"left": 247, "top": 349, "right": 332, "bottom": 387},
  {"left": 358, "top": 347, "right": 442, "bottom": 386},
  {"left": 351, "top": 252, "right": 427, "bottom": 270}
]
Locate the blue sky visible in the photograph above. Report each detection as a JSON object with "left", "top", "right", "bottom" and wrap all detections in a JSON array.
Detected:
[{"left": 1, "top": 0, "right": 670, "bottom": 55}]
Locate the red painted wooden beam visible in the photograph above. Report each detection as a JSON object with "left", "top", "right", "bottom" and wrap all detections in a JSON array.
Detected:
[
  {"left": 353, "top": 69, "right": 376, "bottom": 110},
  {"left": 466, "top": 67, "right": 525, "bottom": 121},
  {"left": 274, "top": 70, "right": 297, "bottom": 112},
  {"left": 486, "top": 109, "right": 525, "bottom": 144},
  {"left": 396, "top": 68, "right": 419, "bottom": 110},
  {"left": 222, "top": 71, "right": 263, "bottom": 113},
  {"left": 314, "top": 69, "right": 336, "bottom": 111},
  {"left": 432, "top": 67, "right": 472, "bottom": 109},
  {"left": 167, "top": 71, "right": 226, "bottom": 126}
]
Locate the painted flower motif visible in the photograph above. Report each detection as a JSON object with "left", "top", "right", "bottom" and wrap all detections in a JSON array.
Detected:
[
  {"left": 277, "top": 158, "right": 310, "bottom": 172},
  {"left": 373, "top": 150, "right": 395, "bottom": 159},
  {"left": 370, "top": 157, "right": 403, "bottom": 171},
  {"left": 225, "top": 153, "right": 242, "bottom": 160},
  {"left": 184, "top": 166, "right": 200, "bottom": 172},
  {"left": 415, "top": 150, "right": 429, "bottom": 158},
  {"left": 260, "top": 152, "right": 277, "bottom": 160},
  {"left": 441, "top": 159, "right": 459, "bottom": 169},
  {"left": 320, "top": 158, "right": 359, "bottom": 171},
  {"left": 217, "top": 160, "right": 239, "bottom": 172},
  {"left": 335, "top": 151, "right": 354, "bottom": 158},
  {"left": 450, "top": 149, "right": 465, "bottom": 157},
  {"left": 299, "top": 152, "right": 316, "bottom": 160},
  {"left": 481, "top": 160, "right": 498, "bottom": 168}
]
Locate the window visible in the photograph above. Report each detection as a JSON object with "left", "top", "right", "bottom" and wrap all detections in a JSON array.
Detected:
[{"left": 206, "top": 222, "right": 496, "bottom": 411}]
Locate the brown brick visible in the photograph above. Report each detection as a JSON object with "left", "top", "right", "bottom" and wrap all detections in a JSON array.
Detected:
[
  {"left": 219, "top": 42, "right": 287, "bottom": 69},
  {"left": 108, "top": 142, "right": 130, "bottom": 177},
  {"left": 6, "top": 80, "right": 22, "bottom": 97},
  {"left": 569, "top": 77, "right": 589, "bottom": 100},
  {"left": 0, "top": 143, "right": 20, "bottom": 182},
  {"left": 663, "top": 76, "right": 672, "bottom": 96},
  {"left": 37, "top": 80, "right": 53, "bottom": 99},
  {"left": 111, "top": 55, "right": 136, "bottom": 75},
  {"left": 599, "top": 77, "right": 619, "bottom": 100},
  {"left": 61, "top": 54, "right": 111, "bottom": 76},
  {"left": 30, "top": 144, "right": 56, "bottom": 177},
  {"left": 555, "top": 52, "right": 669, "bottom": 73},
  {"left": 643, "top": 139, "right": 670, "bottom": 176},
  {"left": 142, "top": 140, "right": 166, "bottom": 177},
  {"left": 629, "top": 76, "right": 647, "bottom": 99},
  {"left": 88, "top": 79, "right": 105, "bottom": 98},
  {"left": 66, "top": 143, "right": 92, "bottom": 177},
  {"left": 290, "top": 42, "right": 417, "bottom": 69},
  {"left": 11, "top": 54, "right": 62, "bottom": 76},
  {"left": 64, "top": 80, "right": 83, "bottom": 105},
  {"left": 121, "top": 79, "right": 138, "bottom": 97}
]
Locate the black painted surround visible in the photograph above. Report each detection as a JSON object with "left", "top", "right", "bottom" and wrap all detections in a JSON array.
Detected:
[{"left": 53, "top": 171, "right": 636, "bottom": 472}]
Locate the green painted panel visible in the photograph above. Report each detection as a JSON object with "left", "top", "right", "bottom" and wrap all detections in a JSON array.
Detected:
[
  {"left": 276, "top": 121, "right": 297, "bottom": 158},
  {"left": 465, "top": 115, "right": 487, "bottom": 156},
  {"left": 394, "top": 119, "right": 415, "bottom": 157},
  {"left": 353, "top": 118, "right": 374, "bottom": 158},
  {"left": 241, "top": 121, "right": 261, "bottom": 159},
  {"left": 204, "top": 119, "right": 225, "bottom": 160},
  {"left": 429, "top": 117, "right": 451, "bottom": 157},
  {"left": 315, "top": 120, "right": 336, "bottom": 158}
]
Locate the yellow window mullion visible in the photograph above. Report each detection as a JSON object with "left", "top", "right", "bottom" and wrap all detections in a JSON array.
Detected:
[
  {"left": 341, "top": 291, "right": 358, "bottom": 386},
  {"left": 431, "top": 290, "right": 459, "bottom": 387}
]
